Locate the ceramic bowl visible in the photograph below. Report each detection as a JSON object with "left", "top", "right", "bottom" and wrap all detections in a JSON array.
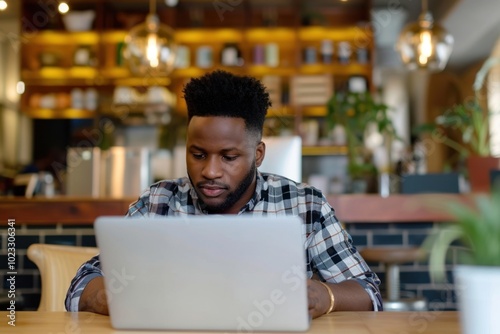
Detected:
[{"left": 62, "top": 10, "right": 96, "bottom": 32}]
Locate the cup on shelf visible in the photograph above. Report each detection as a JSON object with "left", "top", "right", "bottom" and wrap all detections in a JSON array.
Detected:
[
  {"left": 196, "top": 46, "right": 213, "bottom": 68},
  {"left": 174, "top": 45, "right": 190, "bottom": 69},
  {"left": 147, "top": 86, "right": 169, "bottom": 104},
  {"left": 321, "top": 40, "right": 334, "bottom": 64},
  {"left": 304, "top": 46, "right": 317, "bottom": 64},
  {"left": 39, "top": 94, "right": 57, "bottom": 109},
  {"left": 221, "top": 43, "right": 240, "bottom": 67},
  {"left": 301, "top": 120, "right": 319, "bottom": 146},
  {"left": 74, "top": 46, "right": 95, "bottom": 67},
  {"left": 357, "top": 47, "right": 369, "bottom": 64},
  {"left": 113, "top": 86, "right": 134, "bottom": 104},
  {"left": 253, "top": 44, "right": 265, "bottom": 65},
  {"left": 265, "top": 43, "right": 279, "bottom": 67},
  {"left": 29, "top": 93, "right": 42, "bottom": 108},
  {"left": 338, "top": 41, "right": 352, "bottom": 64},
  {"left": 70, "top": 88, "right": 84, "bottom": 109},
  {"left": 85, "top": 88, "right": 98, "bottom": 111},
  {"left": 56, "top": 93, "right": 71, "bottom": 109}
]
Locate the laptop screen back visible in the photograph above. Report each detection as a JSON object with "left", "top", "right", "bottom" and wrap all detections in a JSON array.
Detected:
[{"left": 94, "top": 215, "right": 310, "bottom": 332}]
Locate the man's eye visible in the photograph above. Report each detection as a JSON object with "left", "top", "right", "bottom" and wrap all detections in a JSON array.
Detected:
[
  {"left": 192, "top": 153, "right": 205, "bottom": 159},
  {"left": 222, "top": 155, "right": 238, "bottom": 162}
]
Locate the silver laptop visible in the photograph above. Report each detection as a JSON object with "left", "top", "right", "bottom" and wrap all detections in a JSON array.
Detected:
[{"left": 94, "top": 215, "right": 310, "bottom": 332}]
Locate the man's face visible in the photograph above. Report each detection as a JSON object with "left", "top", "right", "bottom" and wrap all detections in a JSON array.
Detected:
[{"left": 186, "top": 116, "right": 265, "bottom": 214}]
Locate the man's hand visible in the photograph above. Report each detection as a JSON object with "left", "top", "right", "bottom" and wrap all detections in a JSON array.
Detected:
[
  {"left": 307, "top": 278, "right": 374, "bottom": 317},
  {"left": 79, "top": 277, "right": 109, "bottom": 315},
  {"left": 307, "top": 279, "right": 331, "bottom": 319}
]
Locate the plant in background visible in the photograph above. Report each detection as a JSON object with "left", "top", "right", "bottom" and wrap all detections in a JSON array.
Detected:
[
  {"left": 422, "top": 183, "right": 500, "bottom": 334},
  {"left": 416, "top": 57, "right": 500, "bottom": 159},
  {"left": 326, "top": 91, "right": 397, "bottom": 181},
  {"left": 423, "top": 184, "right": 500, "bottom": 282},
  {"left": 433, "top": 98, "right": 490, "bottom": 158}
]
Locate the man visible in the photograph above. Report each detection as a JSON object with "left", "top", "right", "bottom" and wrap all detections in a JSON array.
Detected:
[{"left": 66, "top": 70, "right": 382, "bottom": 317}]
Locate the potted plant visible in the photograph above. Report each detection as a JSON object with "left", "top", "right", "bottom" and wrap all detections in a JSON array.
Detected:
[
  {"left": 417, "top": 57, "right": 500, "bottom": 192},
  {"left": 423, "top": 185, "right": 500, "bottom": 334},
  {"left": 326, "top": 90, "right": 397, "bottom": 193}
]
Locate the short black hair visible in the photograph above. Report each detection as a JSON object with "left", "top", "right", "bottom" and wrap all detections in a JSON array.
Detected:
[{"left": 183, "top": 70, "right": 271, "bottom": 138}]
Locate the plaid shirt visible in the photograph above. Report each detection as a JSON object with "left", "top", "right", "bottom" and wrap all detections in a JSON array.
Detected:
[{"left": 65, "top": 172, "right": 382, "bottom": 311}]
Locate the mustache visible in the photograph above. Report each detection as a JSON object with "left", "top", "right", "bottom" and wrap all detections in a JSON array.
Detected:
[{"left": 197, "top": 181, "right": 228, "bottom": 188}]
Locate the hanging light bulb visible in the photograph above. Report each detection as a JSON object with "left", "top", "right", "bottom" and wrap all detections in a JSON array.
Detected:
[
  {"left": 397, "top": 0, "right": 454, "bottom": 71},
  {"left": 58, "top": 2, "right": 70, "bottom": 14},
  {"left": 123, "top": 0, "right": 176, "bottom": 77},
  {"left": 0, "top": 0, "right": 8, "bottom": 11}
]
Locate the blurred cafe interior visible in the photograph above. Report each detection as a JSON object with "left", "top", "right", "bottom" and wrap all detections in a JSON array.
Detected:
[{"left": 1, "top": 0, "right": 500, "bottom": 317}]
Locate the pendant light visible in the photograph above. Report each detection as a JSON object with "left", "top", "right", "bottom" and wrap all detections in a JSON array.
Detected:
[
  {"left": 123, "top": 0, "right": 176, "bottom": 77},
  {"left": 397, "top": 0, "right": 454, "bottom": 71}
]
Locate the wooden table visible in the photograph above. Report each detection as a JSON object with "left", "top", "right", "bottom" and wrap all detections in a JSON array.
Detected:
[{"left": 3, "top": 311, "right": 460, "bottom": 333}]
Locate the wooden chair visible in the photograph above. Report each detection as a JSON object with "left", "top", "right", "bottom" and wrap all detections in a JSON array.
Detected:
[
  {"left": 361, "top": 173, "right": 462, "bottom": 311},
  {"left": 27, "top": 243, "right": 99, "bottom": 311},
  {"left": 360, "top": 247, "right": 428, "bottom": 311}
]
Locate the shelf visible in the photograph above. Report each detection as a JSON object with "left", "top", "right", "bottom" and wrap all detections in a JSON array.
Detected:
[
  {"left": 101, "top": 103, "right": 172, "bottom": 116},
  {"left": 302, "top": 106, "right": 327, "bottom": 117},
  {"left": 101, "top": 31, "right": 128, "bottom": 43},
  {"left": 299, "top": 63, "right": 371, "bottom": 76},
  {"left": 23, "top": 108, "right": 96, "bottom": 119},
  {"left": 246, "top": 65, "right": 297, "bottom": 77},
  {"left": 298, "top": 26, "right": 373, "bottom": 42},
  {"left": 100, "top": 68, "right": 172, "bottom": 86},
  {"left": 302, "top": 146, "right": 347, "bottom": 156},
  {"left": 22, "top": 67, "right": 98, "bottom": 83},
  {"left": 23, "top": 27, "right": 372, "bottom": 46},
  {"left": 176, "top": 28, "right": 244, "bottom": 43},
  {"left": 25, "top": 31, "right": 99, "bottom": 45},
  {"left": 245, "top": 28, "right": 296, "bottom": 42},
  {"left": 20, "top": 24, "right": 373, "bottom": 129},
  {"left": 267, "top": 106, "right": 295, "bottom": 117}
]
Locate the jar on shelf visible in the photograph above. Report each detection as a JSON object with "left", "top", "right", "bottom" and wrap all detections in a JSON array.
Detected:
[
  {"left": 321, "top": 40, "right": 334, "bottom": 64},
  {"left": 196, "top": 45, "right": 213, "bottom": 68},
  {"left": 220, "top": 43, "right": 243, "bottom": 67},
  {"left": 265, "top": 43, "right": 279, "bottom": 67},
  {"left": 337, "top": 41, "right": 352, "bottom": 65},
  {"left": 174, "top": 45, "right": 190, "bottom": 69},
  {"left": 253, "top": 44, "right": 265, "bottom": 65},
  {"left": 70, "top": 88, "right": 84, "bottom": 109},
  {"left": 357, "top": 47, "right": 369, "bottom": 64},
  {"left": 85, "top": 88, "right": 98, "bottom": 111},
  {"left": 303, "top": 46, "right": 317, "bottom": 64},
  {"left": 74, "top": 46, "right": 95, "bottom": 67}
]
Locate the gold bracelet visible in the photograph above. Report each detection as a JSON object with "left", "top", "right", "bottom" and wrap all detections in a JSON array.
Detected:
[{"left": 319, "top": 281, "right": 335, "bottom": 314}]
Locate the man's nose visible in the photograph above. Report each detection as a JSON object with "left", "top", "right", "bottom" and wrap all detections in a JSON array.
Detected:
[{"left": 202, "top": 156, "right": 223, "bottom": 179}]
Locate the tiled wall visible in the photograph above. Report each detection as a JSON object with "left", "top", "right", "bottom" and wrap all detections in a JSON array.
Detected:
[
  {"left": 1, "top": 222, "right": 457, "bottom": 311},
  {"left": 0, "top": 224, "right": 97, "bottom": 310}
]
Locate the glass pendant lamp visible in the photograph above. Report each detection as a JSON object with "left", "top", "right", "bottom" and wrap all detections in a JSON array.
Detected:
[
  {"left": 124, "top": 0, "right": 176, "bottom": 76},
  {"left": 397, "top": 0, "right": 454, "bottom": 72}
]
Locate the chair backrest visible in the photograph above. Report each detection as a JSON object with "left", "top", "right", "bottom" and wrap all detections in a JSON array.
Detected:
[
  {"left": 13, "top": 173, "right": 39, "bottom": 198},
  {"left": 27, "top": 243, "right": 99, "bottom": 311}
]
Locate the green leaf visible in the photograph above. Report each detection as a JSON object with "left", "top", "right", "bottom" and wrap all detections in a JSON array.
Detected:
[{"left": 424, "top": 225, "right": 463, "bottom": 283}]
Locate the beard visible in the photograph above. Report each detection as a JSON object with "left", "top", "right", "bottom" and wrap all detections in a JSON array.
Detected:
[{"left": 192, "top": 162, "right": 257, "bottom": 214}]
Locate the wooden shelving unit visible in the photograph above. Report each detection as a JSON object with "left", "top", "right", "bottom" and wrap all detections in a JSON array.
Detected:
[{"left": 20, "top": 0, "right": 373, "bottom": 156}]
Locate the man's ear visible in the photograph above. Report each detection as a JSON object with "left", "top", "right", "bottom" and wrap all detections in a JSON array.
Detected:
[{"left": 255, "top": 141, "right": 265, "bottom": 167}]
